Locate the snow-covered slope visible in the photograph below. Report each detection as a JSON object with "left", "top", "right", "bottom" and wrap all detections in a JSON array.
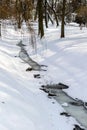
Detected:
[
  {"left": 0, "top": 22, "right": 87, "bottom": 130},
  {"left": 44, "top": 24, "right": 87, "bottom": 101}
]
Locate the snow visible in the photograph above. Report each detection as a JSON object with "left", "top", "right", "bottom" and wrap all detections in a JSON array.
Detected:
[
  {"left": 0, "top": 22, "right": 87, "bottom": 130},
  {"left": 62, "top": 102, "right": 69, "bottom": 107}
]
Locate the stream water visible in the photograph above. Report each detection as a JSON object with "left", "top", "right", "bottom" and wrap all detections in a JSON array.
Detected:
[{"left": 48, "top": 89, "right": 87, "bottom": 129}]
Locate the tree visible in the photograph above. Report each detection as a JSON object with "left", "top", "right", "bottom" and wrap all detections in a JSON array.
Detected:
[
  {"left": 61, "top": 0, "right": 66, "bottom": 38},
  {"left": 0, "top": 0, "right": 33, "bottom": 37},
  {"left": 0, "top": 0, "right": 11, "bottom": 36},
  {"left": 34, "top": 0, "right": 59, "bottom": 36},
  {"left": 76, "top": 5, "right": 87, "bottom": 26},
  {"left": 14, "top": 0, "right": 33, "bottom": 28},
  {"left": 46, "top": 0, "right": 59, "bottom": 26},
  {"left": 44, "top": 0, "right": 48, "bottom": 28},
  {"left": 37, "top": 0, "right": 44, "bottom": 38}
]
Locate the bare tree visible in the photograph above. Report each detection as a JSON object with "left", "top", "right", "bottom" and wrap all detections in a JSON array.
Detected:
[
  {"left": 37, "top": 0, "right": 44, "bottom": 38},
  {"left": 14, "top": 0, "right": 32, "bottom": 28},
  {"left": 44, "top": 0, "right": 48, "bottom": 28},
  {"left": 61, "top": 0, "right": 66, "bottom": 38}
]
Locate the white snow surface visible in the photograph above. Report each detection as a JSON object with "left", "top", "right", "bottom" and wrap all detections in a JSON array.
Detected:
[{"left": 0, "top": 22, "right": 87, "bottom": 130}]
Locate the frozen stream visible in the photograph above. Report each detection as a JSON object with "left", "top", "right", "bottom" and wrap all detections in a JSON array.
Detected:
[
  {"left": 47, "top": 88, "right": 87, "bottom": 129},
  {"left": 52, "top": 90, "right": 87, "bottom": 128}
]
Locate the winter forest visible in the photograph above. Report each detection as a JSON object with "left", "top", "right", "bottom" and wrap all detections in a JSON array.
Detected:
[{"left": 0, "top": 0, "right": 87, "bottom": 130}]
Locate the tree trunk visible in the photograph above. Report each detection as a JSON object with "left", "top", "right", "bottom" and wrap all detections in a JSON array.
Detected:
[
  {"left": 44, "top": 0, "right": 48, "bottom": 28},
  {"left": 46, "top": 1, "right": 59, "bottom": 26},
  {"left": 0, "top": 23, "right": 1, "bottom": 37},
  {"left": 61, "top": 0, "right": 66, "bottom": 38},
  {"left": 38, "top": 0, "right": 44, "bottom": 38}
]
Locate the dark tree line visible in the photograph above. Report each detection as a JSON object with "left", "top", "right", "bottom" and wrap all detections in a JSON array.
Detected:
[
  {"left": 0, "top": 0, "right": 33, "bottom": 28},
  {"left": 0, "top": 0, "right": 87, "bottom": 38}
]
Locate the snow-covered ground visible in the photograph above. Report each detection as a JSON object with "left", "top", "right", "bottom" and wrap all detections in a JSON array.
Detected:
[{"left": 0, "top": 22, "right": 87, "bottom": 130}]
